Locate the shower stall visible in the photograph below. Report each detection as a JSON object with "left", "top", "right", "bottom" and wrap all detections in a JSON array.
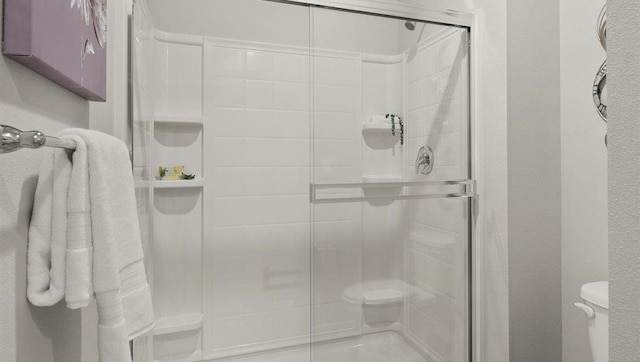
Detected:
[{"left": 131, "top": 0, "right": 475, "bottom": 361}]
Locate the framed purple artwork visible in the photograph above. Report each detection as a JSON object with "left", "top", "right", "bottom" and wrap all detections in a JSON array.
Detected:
[{"left": 3, "top": 0, "right": 107, "bottom": 101}]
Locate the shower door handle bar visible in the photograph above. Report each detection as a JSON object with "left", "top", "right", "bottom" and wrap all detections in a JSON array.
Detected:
[
  {"left": 312, "top": 179, "right": 473, "bottom": 189},
  {"left": 310, "top": 179, "right": 476, "bottom": 204},
  {"left": 311, "top": 192, "right": 474, "bottom": 204}
]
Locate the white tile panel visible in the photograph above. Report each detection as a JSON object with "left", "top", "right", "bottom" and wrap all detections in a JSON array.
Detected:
[
  {"left": 274, "top": 53, "right": 309, "bottom": 83},
  {"left": 208, "top": 108, "right": 246, "bottom": 137},
  {"left": 208, "top": 197, "right": 247, "bottom": 227},
  {"left": 407, "top": 51, "right": 424, "bottom": 82},
  {"left": 246, "top": 50, "right": 275, "bottom": 80},
  {"left": 245, "top": 110, "right": 309, "bottom": 138},
  {"left": 244, "top": 138, "right": 309, "bottom": 167},
  {"left": 212, "top": 77, "right": 244, "bottom": 108},
  {"left": 313, "top": 139, "right": 359, "bottom": 167},
  {"left": 273, "top": 82, "right": 310, "bottom": 111},
  {"left": 157, "top": 42, "right": 203, "bottom": 118},
  {"left": 313, "top": 56, "right": 358, "bottom": 86},
  {"left": 313, "top": 112, "right": 357, "bottom": 140},
  {"left": 313, "top": 85, "right": 357, "bottom": 113},
  {"left": 243, "top": 195, "right": 309, "bottom": 225},
  {"left": 246, "top": 80, "right": 275, "bottom": 109},
  {"left": 214, "top": 47, "right": 244, "bottom": 78}
]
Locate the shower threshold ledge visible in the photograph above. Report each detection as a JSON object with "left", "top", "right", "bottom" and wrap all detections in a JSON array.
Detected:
[{"left": 206, "top": 331, "right": 429, "bottom": 362}]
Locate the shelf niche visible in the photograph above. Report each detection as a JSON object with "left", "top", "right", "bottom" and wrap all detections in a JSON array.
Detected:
[
  {"left": 154, "top": 179, "right": 204, "bottom": 189},
  {"left": 361, "top": 115, "right": 402, "bottom": 135}
]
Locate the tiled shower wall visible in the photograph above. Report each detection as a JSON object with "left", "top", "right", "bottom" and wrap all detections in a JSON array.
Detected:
[
  {"left": 202, "top": 40, "right": 363, "bottom": 358},
  {"left": 144, "top": 13, "right": 470, "bottom": 362},
  {"left": 311, "top": 53, "right": 363, "bottom": 340},
  {"left": 360, "top": 59, "right": 405, "bottom": 307},
  {"left": 404, "top": 29, "right": 469, "bottom": 362},
  {"left": 151, "top": 36, "right": 205, "bottom": 361},
  {"left": 203, "top": 42, "right": 311, "bottom": 357}
]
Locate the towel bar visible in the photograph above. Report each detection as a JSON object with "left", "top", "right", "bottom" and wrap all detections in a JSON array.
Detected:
[{"left": 1, "top": 124, "right": 76, "bottom": 154}]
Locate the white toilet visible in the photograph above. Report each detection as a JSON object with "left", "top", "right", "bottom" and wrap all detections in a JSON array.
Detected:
[{"left": 575, "top": 281, "right": 609, "bottom": 362}]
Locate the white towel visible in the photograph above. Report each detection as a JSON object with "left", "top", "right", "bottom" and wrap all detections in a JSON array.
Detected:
[
  {"left": 58, "top": 129, "right": 154, "bottom": 361},
  {"left": 27, "top": 146, "right": 72, "bottom": 306},
  {"left": 28, "top": 129, "right": 154, "bottom": 362},
  {"left": 64, "top": 134, "right": 94, "bottom": 309}
]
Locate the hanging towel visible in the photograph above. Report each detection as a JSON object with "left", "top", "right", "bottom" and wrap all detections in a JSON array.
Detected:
[
  {"left": 27, "top": 146, "right": 73, "bottom": 306},
  {"left": 59, "top": 129, "right": 154, "bottom": 362},
  {"left": 63, "top": 134, "right": 94, "bottom": 309}
]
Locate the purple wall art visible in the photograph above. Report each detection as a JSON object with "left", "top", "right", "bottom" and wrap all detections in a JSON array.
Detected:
[{"left": 3, "top": 0, "right": 107, "bottom": 101}]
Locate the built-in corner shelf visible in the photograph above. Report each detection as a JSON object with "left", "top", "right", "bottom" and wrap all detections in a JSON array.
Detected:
[
  {"left": 152, "top": 313, "right": 204, "bottom": 336},
  {"left": 361, "top": 115, "right": 401, "bottom": 135},
  {"left": 342, "top": 279, "right": 425, "bottom": 307},
  {"left": 362, "top": 175, "right": 403, "bottom": 183},
  {"left": 154, "top": 116, "right": 203, "bottom": 126},
  {"left": 361, "top": 123, "right": 395, "bottom": 134},
  {"left": 362, "top": 289, "right": 405, "bottom": 306},
  {"left": 154, "top": 179, "right": 204, "bottom": 189}
]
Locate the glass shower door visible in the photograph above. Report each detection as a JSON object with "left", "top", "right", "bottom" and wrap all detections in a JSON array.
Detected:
[
  {"left": 132, "top": 1, "right": 315, "bottom": 361},
  {"left": 310, "top": 7, "right": 472, "bottom": 362},
  {"left": 133, "top": 0, "right": 473, "bottom": 360}
]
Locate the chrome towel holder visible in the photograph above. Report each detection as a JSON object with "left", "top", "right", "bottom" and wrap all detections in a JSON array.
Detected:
[{"left": 0, "top": 124, "right": 76, "bottom": 154}]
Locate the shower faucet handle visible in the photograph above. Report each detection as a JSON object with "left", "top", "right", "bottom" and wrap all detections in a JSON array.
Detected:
[{"left": 415, "top": 145, "right": 434, "bottom": 175}]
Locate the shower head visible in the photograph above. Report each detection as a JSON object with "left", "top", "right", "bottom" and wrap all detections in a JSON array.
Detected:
[{"left": 405, "top": 21, "right": 416, "bottom": 31}]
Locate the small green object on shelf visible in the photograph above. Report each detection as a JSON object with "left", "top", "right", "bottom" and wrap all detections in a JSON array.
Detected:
[
  {"left": 158, "top": 167, "right": 168, "bottom": 180},
  {"left": 385, "top": 114, "right": 404, "bottom": 145},
  {"left": 157, "top": 165, "right": 196, "bottom": 181}
]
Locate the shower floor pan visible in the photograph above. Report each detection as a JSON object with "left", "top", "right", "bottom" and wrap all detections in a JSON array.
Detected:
[{"left": 212, "top": 331, "right": 429, "bottom": 362}]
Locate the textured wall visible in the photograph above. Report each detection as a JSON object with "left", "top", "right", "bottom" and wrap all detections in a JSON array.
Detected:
[
  {"left": 473, "top": 2, "right": 509, "bottom": 361},
  {"left": 560, "top": 0, "right": 609, "bottom": 361},
  {"left": 507, "top": 0, "right": 562, "bottom": 361},
  {"left": 608, "top": 0, "right": 640, "bottom": 360},
  {"left": 0, "top": 1, "right": 90, "bottom": 361}
]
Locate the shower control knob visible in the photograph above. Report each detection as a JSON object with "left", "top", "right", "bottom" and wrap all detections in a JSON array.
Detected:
[{"left": 415, "top": 145, "right": 434, "bottom": 175}]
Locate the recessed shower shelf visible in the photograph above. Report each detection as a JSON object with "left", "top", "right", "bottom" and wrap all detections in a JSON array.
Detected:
[
  {"left": 154, "top": 179, "right": 204, "bottom": 189},
  {"left": 152, "top": 313, "right": 204, "bottom": 336},
  {"left": 342, "top": 279, "right": 428, "bottom": 306},
  {"left": 362, "top": 115, "right": 402, "bottom": 134},
  {"left": 361, "top": 123, "right": 397, "bottom": 133},
  {"left": 154, "top": 116, "right": 203, "bottom": 126}
]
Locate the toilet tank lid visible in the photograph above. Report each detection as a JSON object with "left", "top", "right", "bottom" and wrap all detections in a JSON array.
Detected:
[{"left": 581, "top": 281, "right": 608, "bottom": 309}]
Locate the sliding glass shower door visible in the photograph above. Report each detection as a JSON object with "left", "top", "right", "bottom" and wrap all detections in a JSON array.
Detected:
[
  {"left": 132, "top": 1, "right": 472, "bottom": 361},
  {"left": 310, "top": 7, "right": 472, "bottom": 362}
]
